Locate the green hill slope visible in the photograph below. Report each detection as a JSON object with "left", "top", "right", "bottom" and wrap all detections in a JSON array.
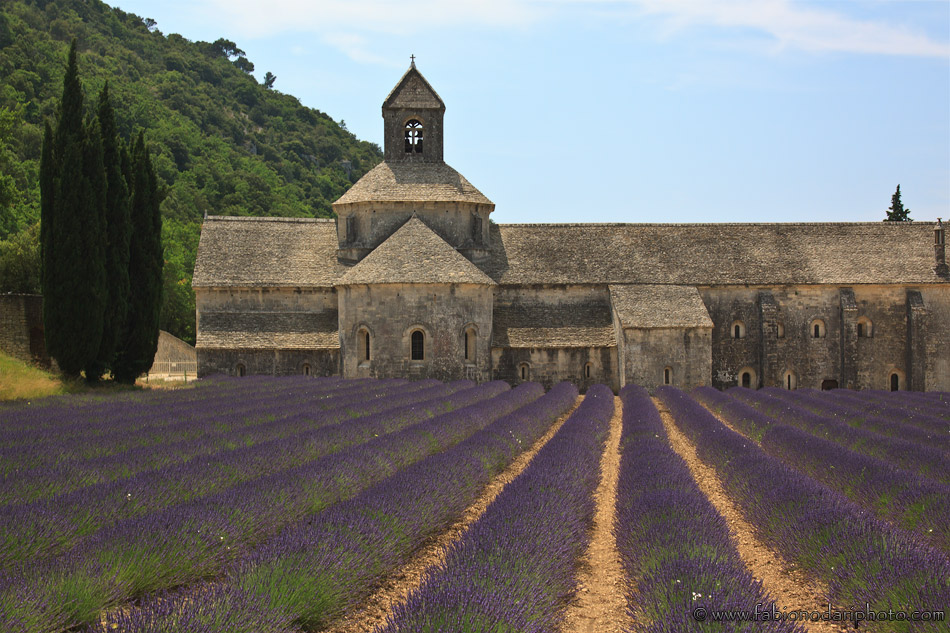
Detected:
[{"left": 0, "top": 0, "right": 382, "bottom": 343}]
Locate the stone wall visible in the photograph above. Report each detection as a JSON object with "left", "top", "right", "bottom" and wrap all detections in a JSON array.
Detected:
[
  {"left": 337, "top": 201, "right": 492, "bottom": 263},
  {"left": 198, "top": 348, "right": 339, "bottom": 377},
  {"left": 491, "top": 346, "right": 618, "bottom": 393},
  {"left": 195, "top": 287, "right": 339, "bottom": 378},
  {"left": 383, "top": 107, "right": 444, "bottom": 163},
  {"left": 921, "top": 286, "right": 950, "bottom": 391},
  {"left": 0, "top": 294, "right": 48, "bottom": 365},
  {"left": 698, "top": 285, "right": 949, "bottom": 391},
  {"left": 338, "top": 282, "right": 492, "bottom": 382},
  {"left": 620, "top": 327, "right": 711, "bottom": 391},
  {"left": 196, "top": 287, "right": 337, "bottom": 312}
]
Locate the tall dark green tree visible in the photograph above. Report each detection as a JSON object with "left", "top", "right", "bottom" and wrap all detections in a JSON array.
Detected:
[
  {"left": 885, "top": 184, "right": 912, "bottom": 221},
  {"left": 90, "top": 83, "right": 131, "bottom": 379},
  {"left": 114, "top": 133, "right": 163, "bottom": 384},
  {"left": 40, "top": 40, "right": 107, "bottom": 377}
]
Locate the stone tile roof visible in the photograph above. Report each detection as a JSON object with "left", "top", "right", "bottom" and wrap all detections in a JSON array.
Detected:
[
  {"left": 485, "top": 222, "right": 945, "bottom": 285},
  {"left": 197, "top": 311, "right": 339, "bottom": 350},
  {"left": 383, "top": 65, "right": 445, "bottom": 110},
  {"left": 492, "top": 302, "right": 616, "bottom": 348},
  {"left": 339, "top": 217, "right": 496, "bottom": 285},
  {"left": 609, "top": 285, "right": 713, "bottom": 329},
  {"left": 334, "top": 162, "right": 492, "bottom": 206},
  {"left": 192, "top": 217, "right": 346, "bottom": 288},
  {"left": 194, "top": 218, "right": 945, "bottom": 290}
]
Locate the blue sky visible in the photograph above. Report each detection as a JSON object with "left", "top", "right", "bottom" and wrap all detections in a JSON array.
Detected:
[{"left": 111, "top": 0, "right": 949, "bottom": 224}]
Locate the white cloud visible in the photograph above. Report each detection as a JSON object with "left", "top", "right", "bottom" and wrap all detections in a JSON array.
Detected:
[
  {"left": 207, "top": 0, "right": 539, "bottom": 37},
  {"left": 205, "top": 0, "right": 949, "bottom": 60},
  {"left": 626, "top": 0, "right": 950, "bottom": 58}
]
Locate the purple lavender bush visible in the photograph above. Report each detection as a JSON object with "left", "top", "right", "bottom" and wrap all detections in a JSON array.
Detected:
[
  {"left": 377, "top": 383, "right": 613, "bottom": 633},
  {"left": 656, "top": 387, "right": 950, "bottom": 633},
  {"left": 0, "top": 380, "right": 534, "bottom": 633},
  {"left": 109, "top": 382, "right": 577, "bottom": 632},
  {"left": 696, "top": 386, "right": 950, "bottom": 485},
  {"left": 616, "top": 386, "right": 802, "bottom": 632}
]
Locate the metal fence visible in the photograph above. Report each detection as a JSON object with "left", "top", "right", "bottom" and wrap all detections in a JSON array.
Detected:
[{"left": 148, "top": 361, "right": 198, "bottom": 380}]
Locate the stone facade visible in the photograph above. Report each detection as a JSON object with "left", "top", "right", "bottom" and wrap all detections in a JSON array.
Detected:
[
  {"left": 192, "top": 64, "right": 950, "bottom": 392},
  {"left": 0, "top": 294, "right": 49, "bottom": 366}
]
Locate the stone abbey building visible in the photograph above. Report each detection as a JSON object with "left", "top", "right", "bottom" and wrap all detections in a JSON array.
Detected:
[{"left": 193, "top": 64, "right": 950, "bottom": 392}]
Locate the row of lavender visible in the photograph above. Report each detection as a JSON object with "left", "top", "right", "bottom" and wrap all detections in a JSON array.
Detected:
[
  {"left": 768, "top": 387, "right": 950, "bottom": 451},
  {"left": 91, "top": 383, "right": 581, "bottom": 632},
  {"left": 0, "top": 379, "right": 544, "bottom": 632},
  {"left": 0, "top": 377, "right": 425, "bottom": 480},
  {"left": 0, "top": 379, "right": 464, "bottom": 506},
  {"left": 659, "top": 387, "right": 950, "bottom": 632},
  {"left": 615, "top": 386, "right": 801, "bottom": 632},
  {"left": 0, "top": 379, "right": 481, "bottom": 569},
  {"left": 694, "top": 387, "right": 950, "bottom": 553},
  {"left": 1, "top": 375, "right": 359, "bottom": 442},
  {"left": 377, "top": 383, "right": 614, "bottom": 632},
  {"left": 727, "top": 387, "right": 950, "bottom": 481}
]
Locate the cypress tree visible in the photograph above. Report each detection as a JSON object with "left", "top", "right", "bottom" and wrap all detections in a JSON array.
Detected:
[
  {"left": 885, "top": 184, "right": 912, "bottom": 221},
  {"left": 90, "top": 83, "right": 131, "bottom": 379},
  {"left": 41, "top": 40, "right": 107, "bottom": 377},
  {"left": 80, "top": 116, "right": 108, "bottom": 381},
  {"left": 114, "top": 133, "right": 163, "bottom": 384}
]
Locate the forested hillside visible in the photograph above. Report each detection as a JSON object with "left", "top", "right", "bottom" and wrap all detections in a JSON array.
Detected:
[{"left": 0, "top": 0, "right": 382, "bottom": 344}]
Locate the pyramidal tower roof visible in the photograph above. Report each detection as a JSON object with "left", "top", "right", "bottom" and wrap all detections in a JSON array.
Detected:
[
  {"left": 338, "top": 216, "right": 495, "bottom": 285},
  {"left": 383, "top": 61, "right": 445, "bottom": 111}
]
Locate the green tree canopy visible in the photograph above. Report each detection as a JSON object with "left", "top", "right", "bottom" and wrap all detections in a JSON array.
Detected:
[{"left": 885, "top": 184, "right": 912, "bottom": 222}]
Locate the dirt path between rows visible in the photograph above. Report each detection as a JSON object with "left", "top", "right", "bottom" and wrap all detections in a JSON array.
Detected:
[
  {"left": 323, "top": 395, "right": 585, "bottom": 633},
  {"left": 654, "top": 397, "right": 849, "bottom": 633},
  {"left": 559, "top": 396, "right": 632, "bottom": 633}
]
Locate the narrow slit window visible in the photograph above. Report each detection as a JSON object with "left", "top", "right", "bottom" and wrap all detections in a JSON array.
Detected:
[
  {"left": 664, "top": 367, "right": 671, "bottom": 385},
  {"left": 364, "top": 331, "right": 371, "bottom": 361},
  {"left": 302, "top": 363, "right": 311, "bottom": 376},
  {"left": 464, "top": 331, "right": 470, "bottom": 360},
  {"left": 734, "top": 325, "right": 741, "bottom": 339},
  {"left": 236, "top": 363, "right": 246, "bottom": 377},
  {"left": 891, "top": 373, "right": 900, "bottom": 391},
  {"left": 814, "top": 324, "right": 820, "bottom": 338}
]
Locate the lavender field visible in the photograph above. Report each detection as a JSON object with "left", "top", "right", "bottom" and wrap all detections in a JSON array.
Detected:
[{"left": 0, "top": 377, "right": 947, "bottom": 632}]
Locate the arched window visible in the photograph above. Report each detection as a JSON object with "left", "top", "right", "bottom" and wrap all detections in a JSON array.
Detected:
[
  {"left": 664, "top": 367, "right": 672, "bottom": 385},
  {"left": 404, "top": 119, "right": 423, "bottom": 154},
  {"left": 732, "top": 320, "right": 745, "bottom": 339},
  {"left": 302, "top": 363, "right": 311, "bottom": 376},
  {"left": 236, "top": 363, "right": 246, "bottom": 377},
  {"left": 857, "top": 317, "right": 873, "bottom": 338},
  {"left": 358, "top": 328, "right": 371, "bottom": 363},
  {"left": 463, "top": 327, "right": 477, "bottom": 363},
  {"left": 518, "top": 362, "right": 530, "bottom": 381},
  {"left": 411, "top": 330, "right": 425, "bottom": 361},
  {"left": 783, "top": 370, "right": 797, "bottom": 390},
  {"left": 810, "top": 319, "right": 826, "bottom": 339},
  {"left": 585, "top": 362, "right": 593, "bottom": 379},
  {"left": 738, "top": 367, "right": 756, "bottom": 389},
  {"left": 890, "top": 372, "right": 900, "bottom": 391}
]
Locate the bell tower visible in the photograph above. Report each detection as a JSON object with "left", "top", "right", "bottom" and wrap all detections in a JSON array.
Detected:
[{"left": 382, "top": 58, "right": 445, "bottom": 163}]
